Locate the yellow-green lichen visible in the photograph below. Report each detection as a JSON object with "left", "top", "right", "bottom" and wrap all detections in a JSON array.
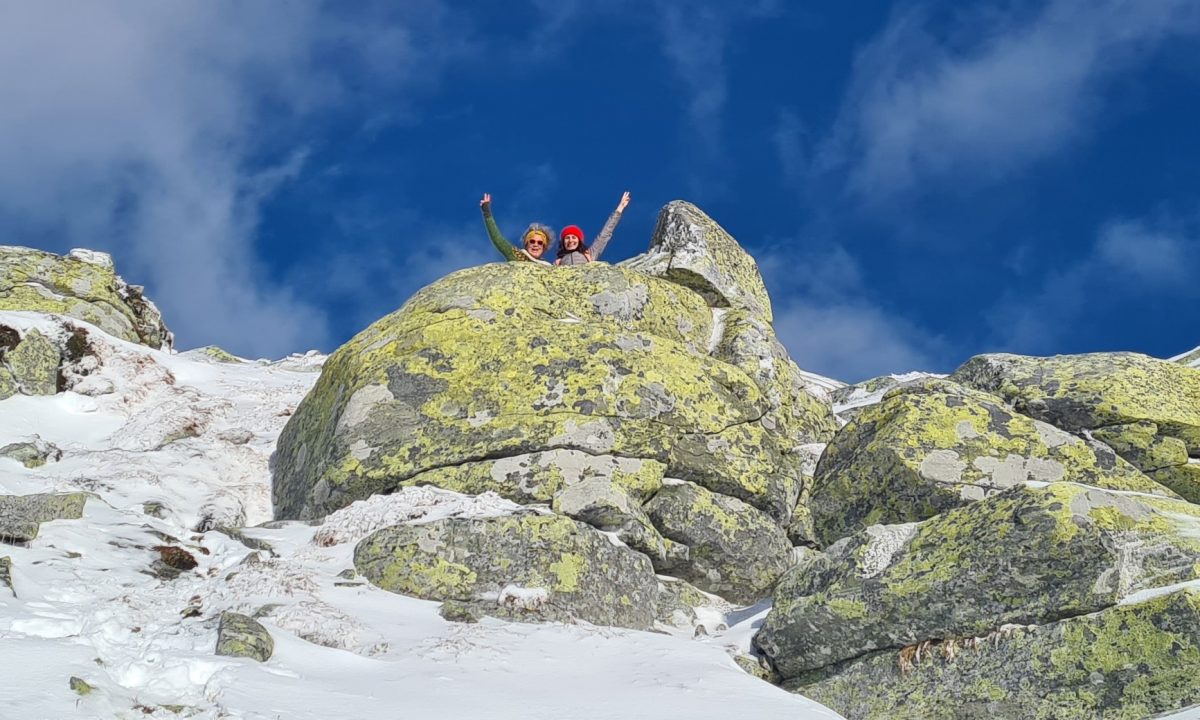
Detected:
[
  {"left": 549, "top": 553, "right": 585, "bottom": 592},
  {"left": 273, "top": 262, "right": 805, "bottom": 522}
]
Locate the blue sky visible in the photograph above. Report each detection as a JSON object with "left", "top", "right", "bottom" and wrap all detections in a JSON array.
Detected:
[{"left": 2, "top": 1, "right": 1199, "bottom": 382}]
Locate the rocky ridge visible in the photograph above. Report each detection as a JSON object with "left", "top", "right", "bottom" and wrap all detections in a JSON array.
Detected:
[{"left": 4, "top": 203, "right": 1200, "bottom": 719}]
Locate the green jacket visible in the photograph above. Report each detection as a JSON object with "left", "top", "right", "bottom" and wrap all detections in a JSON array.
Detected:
[{"left": 481, "top": 203, "right": 553, "bottom": 265}]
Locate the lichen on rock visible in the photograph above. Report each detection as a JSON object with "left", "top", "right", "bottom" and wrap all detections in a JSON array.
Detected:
[
  {"left": 758, "top": 482, "right": 1200, "bottom": 678},
  {"left": 0, "top": 492, "right": 89, "bottom": 543},
  {"left": 0, "top": 327, "right": 60, "bottom": 397},
  {"left": 354, "top": 512, "right": 660, "bottom": 629},
  {"left": 0, "top": 245, "right": 171, "bottom": 349},
  {"left": 0, "top": 436, "right": 63, "bottom": 468},
  {"left": 215, "top": 611, "right": 274, "bottom": 662},
  {"left": 646, "top": 480, "right": 793, "bottom": 604},
  {"left": 271, "top": 260, "right": 823, "bottom": 529},
  {"left": 621, "top": 201, "right": 774, "bottom": 325},
  {"left": 952, "top": 352, "right": 1200, "bottom": 499},
  {"left": 809, "top": 378, "right": 1173, "bottom": 545},
  {"left": 789, "top": 588, "right": 1200, "bottom": 720}
]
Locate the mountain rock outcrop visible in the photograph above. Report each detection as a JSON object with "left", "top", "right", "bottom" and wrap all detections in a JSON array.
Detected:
[
  {"left": 354, "top": 512, "right": 661, "bottom": 629},
  {"left": 791, "top": 587, "right": 1200, "bottom": 720},
  {"left": 810, "top": 378, "right": 1175, "bottom": 544},
  {"left": 0, "top": 246, "right": 171, "bottom": 349},
  {"left": 953, "top": 352, "right": 1200, "bottom": 503},
  {"left": 759, "top": 483, "right": 1200, "bottom": 676},
  {"left": 272, "top": 201, "right": 836, "bottom": 618},
  {"left": 764, "top": 352, "right": 1200, "bottom": 719}
]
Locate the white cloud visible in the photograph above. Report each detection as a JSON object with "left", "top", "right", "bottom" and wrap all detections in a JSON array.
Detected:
[
  {"left": 816, "top": 0, "right": 1200, "bottom": 197},
  {"left": 759, "top": 245, "right": 945, "bottom": 382},
  {"left": 653, "top": 4, "right": 731, "bottom": 154},
  {"left": 0, "top": 2, "right": 470, "bottom": 357},
  {"left": 989, "top": 213, "right": 1200, "bottom": 350},
  {"left": 773, "top": 110, "right": 808, "bottom": 186},
  {"left": 772, "top": 301, "right": 944, "bottom": 383}
]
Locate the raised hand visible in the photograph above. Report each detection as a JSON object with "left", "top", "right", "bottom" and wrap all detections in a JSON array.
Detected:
[
  {"left": 617, "top": 191, "right": 630, "bottom": 212},
  {"left": 480, "top": 193, "right": 492, "bottom": 207}
]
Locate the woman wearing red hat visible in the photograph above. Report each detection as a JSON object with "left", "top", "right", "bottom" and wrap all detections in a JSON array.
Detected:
[{"left": 555, "top": 191, "right": 631, "bottom": 266}]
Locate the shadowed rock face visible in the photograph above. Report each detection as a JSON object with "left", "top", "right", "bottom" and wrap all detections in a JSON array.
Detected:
[
  {"left": 760, "top": 483, "right": 1200, "bottom": 678},
  {"left": 272, "top": 201, "right": 836, "bottom": 609},
  {"left": 0, "top": 245, "right": 171, "bottom": 349},
  {"left": 788, "top": 588, "right": 1200, "bottom": 720}
]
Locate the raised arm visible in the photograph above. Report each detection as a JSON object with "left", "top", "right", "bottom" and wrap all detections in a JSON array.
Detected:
[
  {"left": 590, "top": 191, "right": 629, "bottom": 261},
  {"left": 480, "top": 193, "right": 518, "bottom": 262}
]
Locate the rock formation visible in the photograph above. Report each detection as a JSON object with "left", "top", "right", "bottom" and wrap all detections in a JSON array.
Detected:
[{"left": 270, "top": 201, "right": 837, "bottom": 618}]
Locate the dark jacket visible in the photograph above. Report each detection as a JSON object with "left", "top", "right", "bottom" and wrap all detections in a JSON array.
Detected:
[{"left": 556, "top": 209, "right": 624, "bottom": 266}]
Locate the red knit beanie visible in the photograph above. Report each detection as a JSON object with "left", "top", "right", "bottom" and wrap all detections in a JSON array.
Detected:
[{"left": 560, "top": 225, "right": 585, "bottom": 243}]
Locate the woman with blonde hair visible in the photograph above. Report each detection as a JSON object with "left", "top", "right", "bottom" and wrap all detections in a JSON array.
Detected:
[{"left": 479, "top": 193, "right": 553, "bottom": 265}]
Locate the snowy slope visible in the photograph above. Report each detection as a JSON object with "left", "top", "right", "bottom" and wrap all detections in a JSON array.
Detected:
[
  {"left": 0, "top": 310, "right": 844, "bottom": 720},
  {"left": 1172, "top": 345, "right": 1200, "bottom": 368}
]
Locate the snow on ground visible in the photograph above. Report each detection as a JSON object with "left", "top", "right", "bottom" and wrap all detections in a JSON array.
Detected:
[
  {"left": 831, "top": 371, "right": 942, "bottom": 416},
  {"left": 0, "top": 310, "right": 845, "bottom": 720},
  {"left": 1170, "top": 345, "right": 1200, "bottom": 368}
]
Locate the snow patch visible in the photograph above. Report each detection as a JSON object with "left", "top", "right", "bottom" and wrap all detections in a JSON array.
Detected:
[{"left": 311, "top": 488, "right": 522, "bottom": 547}]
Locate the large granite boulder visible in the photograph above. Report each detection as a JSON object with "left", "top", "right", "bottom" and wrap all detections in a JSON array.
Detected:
[
  {"left": 354, "top": 512, "right": 660, "bottom": 629},
  {"left": 271, "top": 262, "right": 798, "bottom": 519},
  {"left": 0, "top": 246, "right": 171, "bottom": 349},
  {"left": 789, "top": 588, "right": 1200, "bottom": 720},
  {"left": 810, "top": 379, "right": 1172, "bottom": 544},
  {"left": 274, "top": 208, "right": 838, "bottom": 604},
  {"left": 646, "top": 481, "right": 793, "bottom": 604},
  {"left": 758, "top": 482, "right": 1200, "bottom": 677},
  {"left": 621, "top": 200, "right": 774, "bottom": 325},
  {"left": 952, "top": 352, "right": 1200, "bottom": 501}
]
